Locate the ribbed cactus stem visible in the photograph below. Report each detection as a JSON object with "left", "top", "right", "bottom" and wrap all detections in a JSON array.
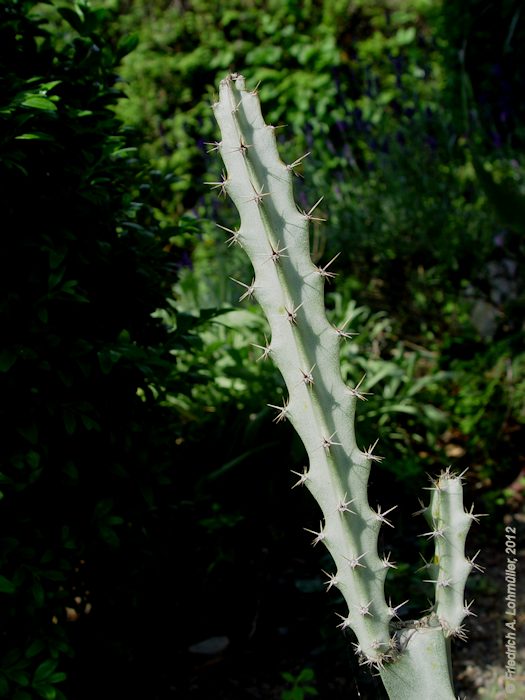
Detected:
[
  {"left": 212, "top": 71, "right": 392, "bottom": 665},
  {"left": 420, "top": 468, "right": 485, "bottom": 639},
  {"left": 209, "top": 72, "right": 480, "bottom": 699}
]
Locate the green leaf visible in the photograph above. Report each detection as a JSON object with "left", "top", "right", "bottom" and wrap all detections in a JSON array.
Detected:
[
  {"left": 15, "top": 133, "right": 54, "bottom": 141},
  {"left": 117, "top": 33, "right": 139, "bottom": 59},
  {"left": 297, "top": 668, "right": 315, "bottom": 682},
  {"left": 97, "top": 349, "right": 121, "bottom": 374},
  {"left": 48, "top": 673, "right": 66, "bottom": 684},
  {"left": 27, "top": 451, "right": 40, "bottom": 469},
  {"left": 0, "top": 350, "right": 17, "bottom": 372},
  {"left": 33, "top": 684, "right": 56, "bottom": 700},
  {"left": 38, "top": 81, "right": 61, "bottom": 92},
  {"left": 49, "top": 250, "right": 66, "bottom": 270},
  {"left": 6, "top": 671, "right": 29, "bottom": 687},
  {"left": 0, "top": 676, "right": 9, "bottom": 696},
  {"left": 21, "top": 96, "right": 57, "bottom": 112},
  {"left": 0, "top": 575, "right": 16, "bottom": 593},
  {"left": 99, "top": 526, "right": 119, "bottom": 548},
  {"left": 34, "top": 659, "right": 58, "bottom": 683},
  {"left": 25, "top": 640, "right": 46, "bottom": 659},
  {"left": 57, "top": 7, "right": 85, "bottom": 33}
]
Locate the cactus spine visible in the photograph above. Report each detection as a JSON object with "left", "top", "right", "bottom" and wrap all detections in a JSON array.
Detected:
[{"left": 210, "top": 73, "right": 481, "bottom": 700}]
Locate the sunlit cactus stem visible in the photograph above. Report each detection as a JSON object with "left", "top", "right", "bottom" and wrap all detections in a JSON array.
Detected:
[{"left": 208, "top": 72, "right": 482, "bottom": 700}]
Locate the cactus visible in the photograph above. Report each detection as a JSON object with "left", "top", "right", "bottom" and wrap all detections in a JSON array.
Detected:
[{"left": 209, "top": 73, "right": 483, "bottom": 700}]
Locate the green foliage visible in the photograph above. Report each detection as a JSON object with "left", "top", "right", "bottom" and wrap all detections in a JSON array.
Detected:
[
  {"left": 281, "top": 667, "right": 318, "bottom": 700},
  {"left": 105, "top": 0, "right": 499, "bottom": 327},
  {"left": 440, "top": 337, "right": 525, "bottom": 494},
  {"left": 327, "top": 295, "right": 448, "bottom": 462},
  {"left": 0, "top": 1, "right": 199, "bottom": 696},
  {"left": 438, "top": 0, "right": 525, "bottom": 151}
]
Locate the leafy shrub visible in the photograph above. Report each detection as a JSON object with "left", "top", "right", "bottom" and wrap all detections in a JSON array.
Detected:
[{"left": 0, "top": 2, "right": 199, "bottom": 697}]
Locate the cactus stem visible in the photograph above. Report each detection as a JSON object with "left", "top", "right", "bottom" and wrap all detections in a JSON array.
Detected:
[
  {"left": 212, "top": 73, "right": 474, "bottom": 698},
  {"left": 374, "top": 504, "right": 398, "bottom": 528},
  {"left": 290, "top": 467, "right": 309, "bottom": 488}
]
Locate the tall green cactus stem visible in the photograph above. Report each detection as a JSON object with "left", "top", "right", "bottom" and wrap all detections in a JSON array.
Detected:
[{"left": 210, "top": 73, "right": 479, "bottom": 700}]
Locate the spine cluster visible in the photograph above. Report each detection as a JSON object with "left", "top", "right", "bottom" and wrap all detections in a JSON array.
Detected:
[{"left": 209, "top": 73, "right": 480, "bottom": 671}]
